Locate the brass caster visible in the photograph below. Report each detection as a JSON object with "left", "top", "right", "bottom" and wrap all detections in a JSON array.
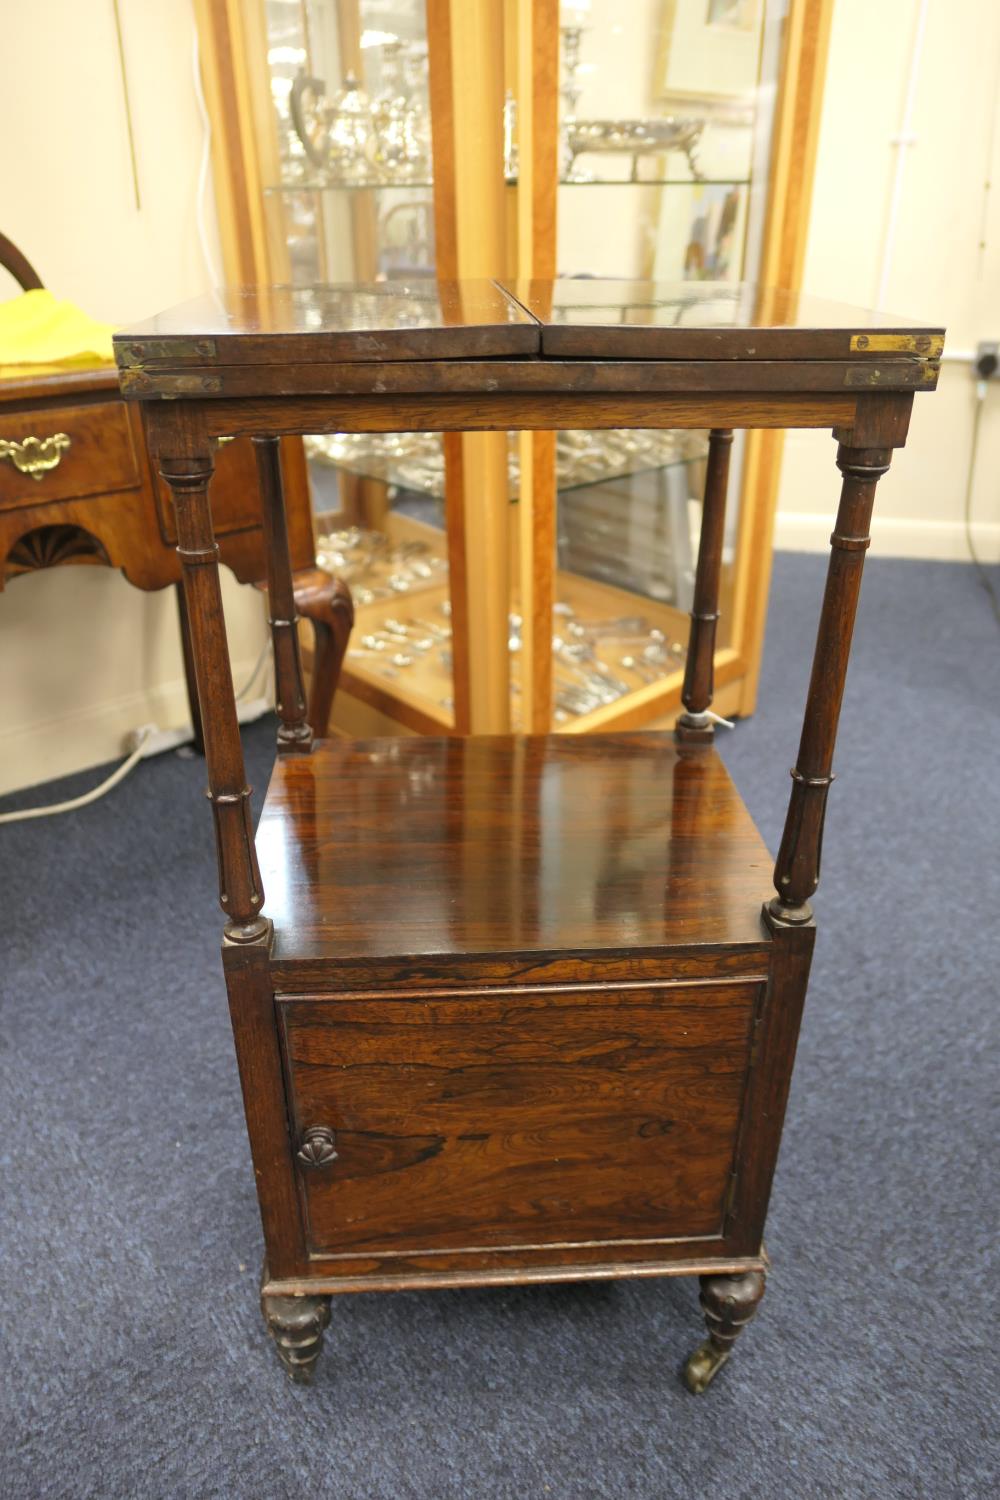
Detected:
[{"left": 683, "top": 1338, "right": 730, "bottom": 1394}]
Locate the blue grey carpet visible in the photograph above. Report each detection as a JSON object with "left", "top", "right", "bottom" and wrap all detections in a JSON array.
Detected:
[{"left": 1, "top": 554, "right": 997, "bottom": 1500}]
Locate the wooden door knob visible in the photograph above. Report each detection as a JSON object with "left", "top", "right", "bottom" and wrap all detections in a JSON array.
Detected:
[{"left": 297, "top": 1125, "right": 338, "bottom": 1167}]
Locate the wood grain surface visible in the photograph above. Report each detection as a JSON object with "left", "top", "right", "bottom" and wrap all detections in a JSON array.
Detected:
[
  {"left": 281, "top": 979, "right": 762, "bottom": 1257},
  {"left": 256, "top": 734, "right": 775, "bottom": 968}
]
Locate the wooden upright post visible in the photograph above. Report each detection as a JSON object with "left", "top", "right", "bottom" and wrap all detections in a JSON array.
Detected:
[
  {"left": 159, "top": 445, "right": 268, "bottom": 946},
  {"left": 253, "top": 436, "right": 312, "bottom": 755},
  {"left": 676, "top": 428, "right": 734, "bottom": 744},
  {"left": 768, "top": 394, "right": 912, "bottom": 924},
  {"left": 769, "top": 442, "right": 891, "bottom": 921}
]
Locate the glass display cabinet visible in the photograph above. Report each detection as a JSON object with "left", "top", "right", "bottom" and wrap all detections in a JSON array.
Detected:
[{"left": 195, "top": 0, "right": 833, "bottom": 735}]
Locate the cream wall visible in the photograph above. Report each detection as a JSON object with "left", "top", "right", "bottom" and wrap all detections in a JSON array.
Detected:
[
  {"left": 775, "top": 0, "right": 1000, "bottom": 560},
  {"left": 0, "top": 0, "right": 269, "bottom": 795}
]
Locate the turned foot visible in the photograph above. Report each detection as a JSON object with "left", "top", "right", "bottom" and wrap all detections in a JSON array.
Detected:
[
  {"left": 260, "top": 1269, "right": 331, "bottom": 1384},
  {"left": 683, "top": 1270, "right": 765, "bottom": 1393}
]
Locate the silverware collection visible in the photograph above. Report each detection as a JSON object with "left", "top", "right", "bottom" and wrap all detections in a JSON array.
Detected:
[{"left": 317, "top": 524, "right": 687, "bottom": 719}]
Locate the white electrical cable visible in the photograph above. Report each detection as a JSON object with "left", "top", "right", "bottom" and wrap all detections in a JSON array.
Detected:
[
  {"left": 0, "top": 728, "right": 153, "bottom": 826},
  {"left": 235, "top": 636, "right": 273, "bottom": 701},
  {"left": 2, "top": 22, "right": 266, "bottom": 827},
  {"left": 874, "top": 0, "right": 929, "bottom": 310}
]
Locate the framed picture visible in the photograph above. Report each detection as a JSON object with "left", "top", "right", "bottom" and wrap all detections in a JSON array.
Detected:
[{"left": 657, "top": 0, "right": 764, "bottom": 111}]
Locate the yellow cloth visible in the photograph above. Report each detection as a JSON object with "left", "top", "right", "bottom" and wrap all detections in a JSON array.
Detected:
[{"left": 0, "top": 288, "right": 115, "bottom": 365}]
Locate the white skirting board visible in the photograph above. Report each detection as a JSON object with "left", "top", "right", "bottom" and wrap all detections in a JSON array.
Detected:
[
  {"left": 0, "top": 665, "right": 271, "bottom": 798},
  {"left": 774, "top": 512, "right": 1000, "bottom": 563}
]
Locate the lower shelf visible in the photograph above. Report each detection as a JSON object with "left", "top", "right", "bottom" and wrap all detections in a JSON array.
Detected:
[{"left": 256, "top": 732, "right": 775, "bottom": 979}]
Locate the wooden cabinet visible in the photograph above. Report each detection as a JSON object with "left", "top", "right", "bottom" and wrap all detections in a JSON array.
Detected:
[
  {"left": 256, "top": 724, "right": 778, "bottom": 1287},
  {"left": 196, "top": 0, "right": 832, "bottom": 735},
  {"left": 118, "top": 273, "right": 941, "bottom": 1385}
]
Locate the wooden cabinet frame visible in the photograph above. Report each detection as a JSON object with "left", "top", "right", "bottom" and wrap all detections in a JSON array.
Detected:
[{"left": 194, "top": 0, "right": 832, "bottom": 733}]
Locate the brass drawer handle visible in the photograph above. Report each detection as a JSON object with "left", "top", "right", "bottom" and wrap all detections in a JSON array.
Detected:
[
  {"left": 0, "top": 432, "right": 72, "bottom": 481},
  {"left": 297, "top": 1125, "right": 338, "bottom": 1168}
]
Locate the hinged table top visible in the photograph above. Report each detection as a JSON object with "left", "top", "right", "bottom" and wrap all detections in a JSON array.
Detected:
[{"left": 114, "top": 278, "right": 944, "bottom": 398}]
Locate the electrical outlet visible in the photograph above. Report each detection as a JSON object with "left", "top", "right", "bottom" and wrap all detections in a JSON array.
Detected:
[{"left": 975, "top": 341, "right": 999, "bottom": 380}]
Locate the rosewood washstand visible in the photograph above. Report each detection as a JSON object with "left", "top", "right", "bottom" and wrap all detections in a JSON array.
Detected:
[{"left": 114, "top": 278, "right": 942, "bottom": 1390}]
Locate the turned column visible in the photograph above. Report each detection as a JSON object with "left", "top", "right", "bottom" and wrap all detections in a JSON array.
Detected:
[
  {"left": 675, "top": 428, "right": 733, "bottom": 744},
  {"left": 253, "top": 436, "right": 312, "bottom": 754},
  {"left": 160, "top": 451, "right": 268, "bottom": 945},
  {"left": 769, "top": 441, "right": 893, "bottom": 924}
]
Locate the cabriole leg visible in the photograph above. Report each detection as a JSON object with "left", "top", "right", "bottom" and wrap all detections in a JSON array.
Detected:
[
  {"left": 261, "top": 1266, "right": 331, "bottom": 1384},
  {"left": 294, "top": 568, "right": 355, "bottom": 737},
  {"left": 683, "top": 1270, "right": 765, "bottom": 1393}
]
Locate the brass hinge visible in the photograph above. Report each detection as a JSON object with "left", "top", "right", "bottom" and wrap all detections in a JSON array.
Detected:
[
  {"left": 844, "top": 362, "right": 939, "bottom": 387},
  {"left": 118, "top": 367, "right": 222, "bottom": 397},
  {"left": 850, "top": 332, "right": 944, "bottom": 357},
  {"left": 117, "top": 337, "right": 218, "bottom": 366}
]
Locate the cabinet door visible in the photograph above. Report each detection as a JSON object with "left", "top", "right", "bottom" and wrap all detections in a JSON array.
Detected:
[{"left": 281, "top": 981, "right": 761, "bottom": 1262}]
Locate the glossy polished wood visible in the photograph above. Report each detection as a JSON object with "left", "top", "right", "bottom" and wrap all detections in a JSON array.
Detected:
[
  {"left": 115, "top": 277, "right": 942, "bottom": 403},
  {"left": 256, "top": 735, "right": 775, "bottom": 969},
  {"left": 281, "top": 978, "right": 763, "bottom": 1258},
  {"left": 0, "top": 361, "right": 307, "bottom": 588},
  {"left": 152, "top": 392, "right": 860, "bottom": 440},
  {"left": 513, "top": 278, "right": 945, "bottom": 362},
  {"left": 117, "top": 279, "right": 539, "bottom": 366},
  {"left": 114, "top": 280, "right": 942, "bottom": 1387},
  {"left": 677, "top": 428, "right": 734, "bottom": 743}
]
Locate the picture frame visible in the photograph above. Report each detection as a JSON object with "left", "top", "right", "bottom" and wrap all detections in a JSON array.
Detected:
[{"left": 657, "top": 0, "right": 764, "bottom": 114}]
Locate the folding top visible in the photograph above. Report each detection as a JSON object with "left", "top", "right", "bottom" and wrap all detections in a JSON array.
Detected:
[
  {"left": 116, "top": 280, "right": 541, "bottom": 367},
  {"left": 503, "top": 278, "right": 945, "bottom": 362},
  {"left": 113, "top": 277, "right": 944, "bottom": 401}
]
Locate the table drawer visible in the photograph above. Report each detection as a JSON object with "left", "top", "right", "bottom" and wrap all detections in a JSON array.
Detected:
[
  {"left": 280, "top": 980, "right": 761, "bottom": 1261},
  {"left": 0, "top": 400, "right": 140, "bottom": 511}
]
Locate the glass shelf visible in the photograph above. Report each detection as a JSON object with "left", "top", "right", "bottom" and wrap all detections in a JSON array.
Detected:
[
  {"left": 265, "top": 179, "right": 435, "bottom": 194},
  {"left": 266, "top": 175, "right": 751, "bottom": 193},
  {"left": 305, "top": 430, "right": 709, "bottom": 503},
  {"left": 555, "top": 176, "right": 750, "bottom": 189}
]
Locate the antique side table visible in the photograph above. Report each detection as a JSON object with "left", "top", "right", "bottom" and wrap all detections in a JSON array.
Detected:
[
  {"left": 0, "top": 233, "right": 352, "bottom": 745},
  {"left": 114, "top": 279, "right": 942, "bottom": 1391}
]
